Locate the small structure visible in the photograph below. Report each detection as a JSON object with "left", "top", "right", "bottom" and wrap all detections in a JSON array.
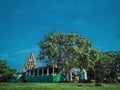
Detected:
[
  {"left": 72, "top": 68, "right": 87, "bottom": 79},
  {"left": 80, "top": 69, "right": 87, "bottom": 80},
  {"left": 22, "top": 52, "right": 37, "bottom": 72}
]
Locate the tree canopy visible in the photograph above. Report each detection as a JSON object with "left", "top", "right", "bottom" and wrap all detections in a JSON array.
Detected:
[
  {"left": 91, "top": 50, "right": 120, "bottom": 83},
  {"left": 38, "top": 31, "right": 99, "bottom": 71}
]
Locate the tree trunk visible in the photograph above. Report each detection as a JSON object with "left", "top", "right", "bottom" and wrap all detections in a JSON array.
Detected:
[{"left": 69, "top": 69, "right": 73, "bottom": 82}]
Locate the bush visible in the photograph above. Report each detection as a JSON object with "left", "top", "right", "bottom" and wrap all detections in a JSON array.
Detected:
[{"left": 95, "top": 83, "right": 102, "bottom": 86}]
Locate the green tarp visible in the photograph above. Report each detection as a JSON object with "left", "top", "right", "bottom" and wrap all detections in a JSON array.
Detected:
[{"left": 26, "top": 73, "right": 62, "bottom": 83}]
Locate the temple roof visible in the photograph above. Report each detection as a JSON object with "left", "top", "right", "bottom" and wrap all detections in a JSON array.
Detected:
[{"left": 22, "top": 52, "right": 37, "bottom": 72}]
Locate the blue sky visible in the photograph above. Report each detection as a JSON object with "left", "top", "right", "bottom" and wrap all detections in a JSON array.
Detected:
[{"left": 0, "top": 0, "right": 120, "bottom": 72}]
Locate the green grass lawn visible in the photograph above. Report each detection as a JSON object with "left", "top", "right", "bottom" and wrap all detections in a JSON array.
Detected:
[{"left": 0, "top": 83, "right": 120, "bottom": 90}]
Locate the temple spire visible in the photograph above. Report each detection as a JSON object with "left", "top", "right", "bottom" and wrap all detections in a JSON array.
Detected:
[{"left": 22, "top": 52, "right": 37, "bottom": 72}]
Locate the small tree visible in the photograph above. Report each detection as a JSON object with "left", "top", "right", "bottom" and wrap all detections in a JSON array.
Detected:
[{"left": 0, "top": 60, "right": 16, "bottom": 82}]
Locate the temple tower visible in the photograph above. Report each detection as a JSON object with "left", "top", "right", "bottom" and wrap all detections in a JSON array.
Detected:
[{"left": 22, "top": 52, "right": 37, "bottom": 72}]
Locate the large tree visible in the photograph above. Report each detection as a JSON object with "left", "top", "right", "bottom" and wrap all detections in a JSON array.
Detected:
[
  {"left": 38, "top": 31, "right": 95, "bottom": 82},
  {"left": 0, "top": 60, "right": 16, "bottom": 82}
]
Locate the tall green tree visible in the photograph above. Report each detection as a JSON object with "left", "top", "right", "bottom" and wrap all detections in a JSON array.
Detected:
[
  {"left": 38, "top": 31, "right": 94, "bottom": 82},
  {"left": 106, "top": 51, "right": 120, "bottom": 82},
  {"left": 94, "top": 50, "right": 120, "bottom": 84},
  {"left": 94, "top": 52, "right": 114, "bottom": 84},
  {"left": 87, "top": 49, "right": 100, "bottom": 80},
  {"left": 0, "top": 60, "right": 16, "bottom": 82}
]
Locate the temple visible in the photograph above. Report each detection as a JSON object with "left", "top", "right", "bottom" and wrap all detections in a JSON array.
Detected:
[{"left": 22, "top": 52, "right": 37, "bottom": 72}]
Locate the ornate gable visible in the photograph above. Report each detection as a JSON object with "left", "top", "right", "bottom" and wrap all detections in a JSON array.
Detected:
[{"left": 22, "top": 52, "right": 37, "bottom": 72}]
